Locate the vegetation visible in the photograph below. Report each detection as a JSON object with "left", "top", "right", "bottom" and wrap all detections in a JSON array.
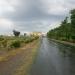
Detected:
[
  {"left": 47, "top": 9, "right": 75, "bottom": 43},
  {"left": 0, "top": 35, "right": 39, "bottom": 50},
  {"left": 10, "top": 40, "right": 21, "bottom": 48},
  {"left": 13, "top": 30, "right": 20, "bottom": 37}
]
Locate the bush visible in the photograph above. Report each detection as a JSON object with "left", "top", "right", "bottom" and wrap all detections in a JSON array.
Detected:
[
  {"left": 0, "top": 37, "right": 4, "bottom": 41},
  {"left": 2, "top": 39, "right": 7, "bottom": 47},
  {"left": 25, "top": 39, "right": 30, "bottom": 43},
  {"left": 24, "top": 38, "right": 34, "bottom": 43},
  {"left": 10, "top": 40, "right": 21, "bottom": 48}
]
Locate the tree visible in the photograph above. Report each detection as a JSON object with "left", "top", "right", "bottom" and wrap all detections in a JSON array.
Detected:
[
  {"left": 13, "top": 30, "right": 20, "bottom": 37},
  {"left": 61, "top": 17, "right": 68, "bottom": 25},
  {"left": 47, "top": 9, "right": 75, "bottom": 42},
  {"left": 70, "top": 9, "right": 75, "bottom": 40},
  {"left": 24, "top": 33, "right": 27, "bottom": 36},
  {"left": 70, "top": 9, "right": 75, "bottom": 26}
]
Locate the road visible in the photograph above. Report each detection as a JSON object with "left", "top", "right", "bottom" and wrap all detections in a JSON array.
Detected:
[{"left": 30, "top": 37, "right": 75, "bottom": 75}]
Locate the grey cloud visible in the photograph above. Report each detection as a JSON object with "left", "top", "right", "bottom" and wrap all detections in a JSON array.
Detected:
[
  {"left": 4, "top": 0, "right": 66, "bottom": 21},
  {"left": 1, "top": 0, "right": 75, "bottom": 33}
]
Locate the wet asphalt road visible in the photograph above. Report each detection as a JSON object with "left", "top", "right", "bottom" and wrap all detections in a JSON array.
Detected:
[{"left": 30, "top": 37, "right": 75, "bottom": 75}]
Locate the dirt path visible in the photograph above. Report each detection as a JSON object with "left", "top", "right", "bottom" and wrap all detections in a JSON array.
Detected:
[{"left": 0, "top": 40, "right": 39, "bottom": 75}]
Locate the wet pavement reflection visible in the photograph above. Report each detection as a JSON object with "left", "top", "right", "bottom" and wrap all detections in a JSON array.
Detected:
[{"left": 30, "top": 37, "right": 75, "bottom": 75}]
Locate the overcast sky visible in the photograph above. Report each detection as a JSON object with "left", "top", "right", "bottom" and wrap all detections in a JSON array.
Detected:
[{"left": 0, "top": 0, "right": 75, "bottom": 35}]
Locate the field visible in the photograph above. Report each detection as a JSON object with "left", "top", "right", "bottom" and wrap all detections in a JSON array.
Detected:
[
  {"left": 0, "top": 35, "right": 39, "bottom": 50},
  {"left": 0, "top": 35, "right": 40, "bottom": 75}
]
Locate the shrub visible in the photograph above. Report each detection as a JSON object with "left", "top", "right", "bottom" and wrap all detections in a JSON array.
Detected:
[
  {"left": 25, "top": 39, "right": 30, "bottom": 43},
  {"left": 2, "top": 39, "right": 7, "bottom": 47},
  {"left": 10, "top": 40, "right": 21, "bottom": 48},
  {"left": 0, "top": 37, "right": 4, "bottom": 41}
]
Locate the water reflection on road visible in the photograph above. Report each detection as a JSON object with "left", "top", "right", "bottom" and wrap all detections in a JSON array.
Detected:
[{"left": 30, "top": 37, "right": 75, "bottom": 75}]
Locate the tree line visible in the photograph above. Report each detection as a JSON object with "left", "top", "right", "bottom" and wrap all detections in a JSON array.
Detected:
[{"left": 47, "top": 9, "right": 75, "bottom": 43}]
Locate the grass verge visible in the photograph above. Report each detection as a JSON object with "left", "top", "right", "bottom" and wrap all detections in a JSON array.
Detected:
[
  {"left": 50, "top": 39, "right": 75, "bottom": 46},
  {"left": 13, "top": 39, "right": 40, "bottom": 75}
]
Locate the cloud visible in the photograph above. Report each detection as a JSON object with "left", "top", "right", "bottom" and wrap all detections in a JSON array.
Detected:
[
  {"left": 0, "top": 0, "right": 17, "bottom": 16},
  {"left": 4, "top": 0, "right": 66, "bottom": 21},
  {"left": 0, "top": 18, "right": 14, "bottom": 34},
  {"left": 0, "top": 0, "right": 75, "bottom": 34}
]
